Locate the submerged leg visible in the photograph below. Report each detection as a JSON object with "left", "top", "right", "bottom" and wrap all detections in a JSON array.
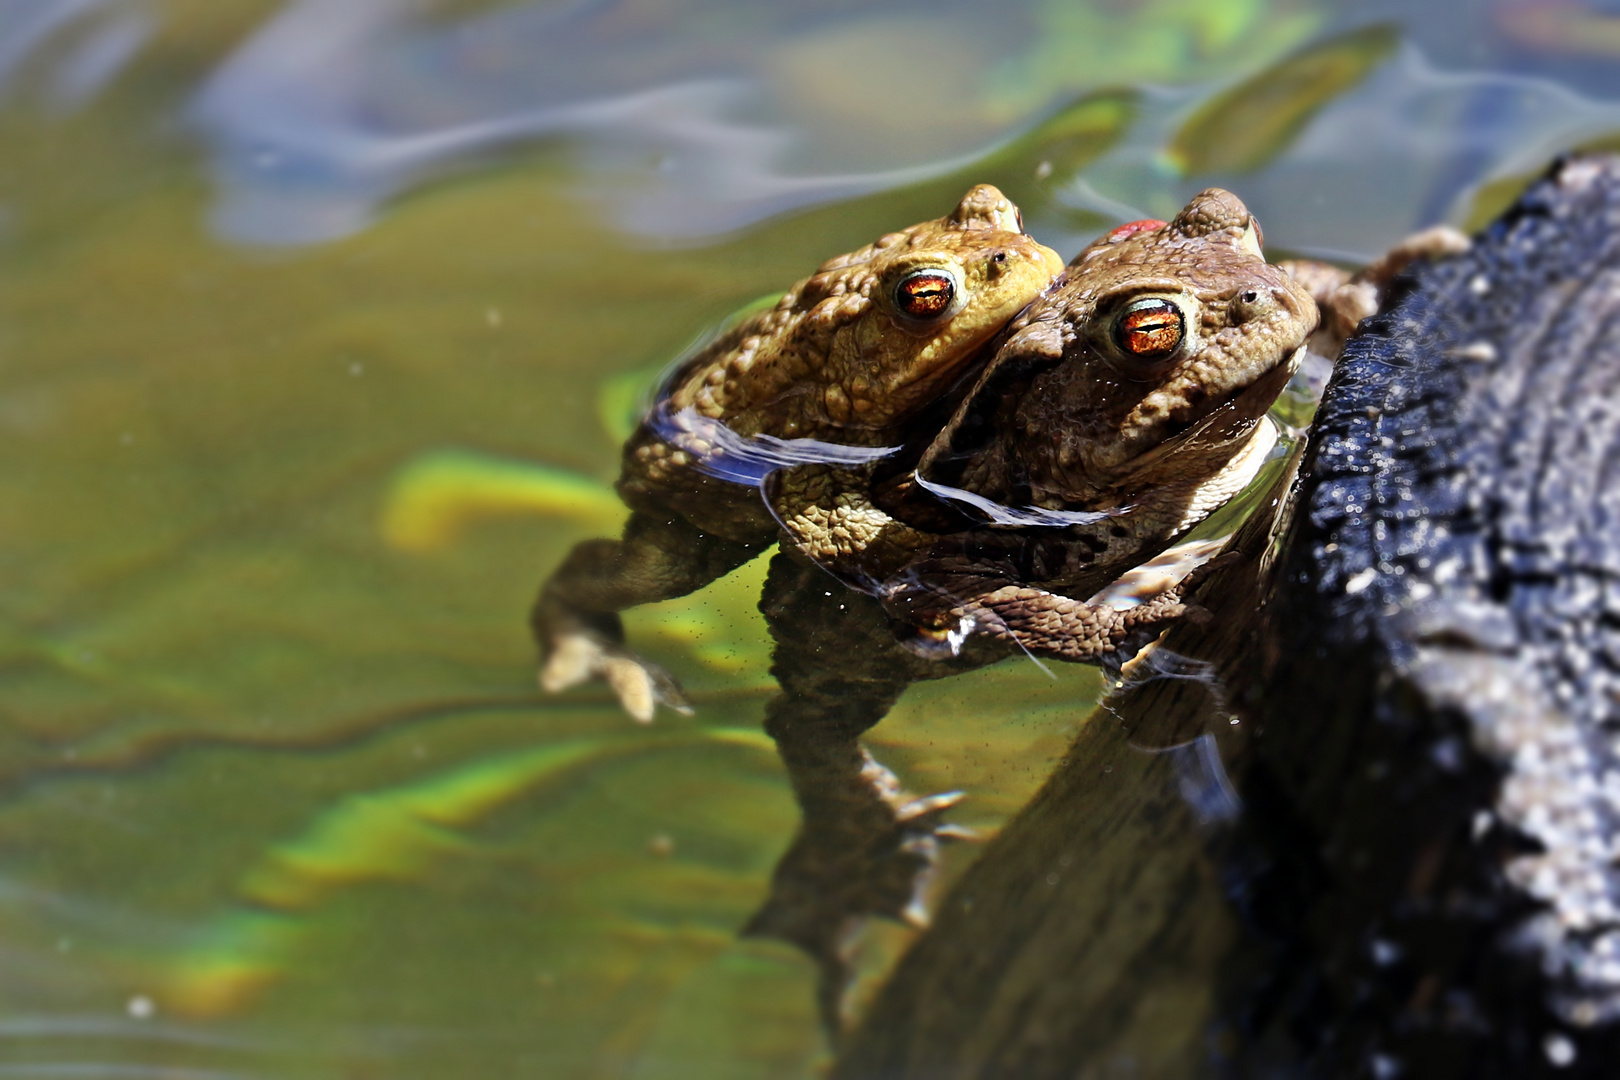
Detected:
[
  {"left": 532, "top": 510, "right": 767, "bottom": 721},
  {"left": 746, "top": 551, "right": 997, "bottom": 1039}
]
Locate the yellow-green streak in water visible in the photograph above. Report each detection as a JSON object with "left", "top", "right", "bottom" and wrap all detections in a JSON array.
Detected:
[
  {"left": 1165, "top": 24, "right": 1399, "bottom": 176},
  {"left": 161, "top": 727, "right": 777, "bottom": 1017}
]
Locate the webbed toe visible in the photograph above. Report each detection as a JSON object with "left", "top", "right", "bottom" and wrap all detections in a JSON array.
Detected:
[{"left": 538, "top": 625, "right": 691, "bottom": 722}]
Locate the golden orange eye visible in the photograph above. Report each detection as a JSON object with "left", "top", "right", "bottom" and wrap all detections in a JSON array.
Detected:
[
  {"left": 894, "top": 269, "right": 957, "bottom": 319},
  {"left": 1113, "top": 297, "right": 1184, "bottom": 360}
]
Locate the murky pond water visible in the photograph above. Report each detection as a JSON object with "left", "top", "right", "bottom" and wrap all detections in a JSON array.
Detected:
[{"left": 6, "top": 1, "right": 1620, "bottom": 1075}]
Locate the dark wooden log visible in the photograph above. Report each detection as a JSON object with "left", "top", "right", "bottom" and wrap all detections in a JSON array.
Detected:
[
  {"left": 833, "top": 155, "right": 1620, "bottom": 1078},
  {"left": 1215, "top": 154, "right": 1620, "bottom": 1078}
]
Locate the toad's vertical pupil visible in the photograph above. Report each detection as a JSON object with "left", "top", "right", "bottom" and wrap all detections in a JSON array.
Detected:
[
  {"left": 1114, "top": 297, "right": 1184, "bottom": 360},
  {"left": 896, "top": 270, "right": 956, "bottom": 319}
]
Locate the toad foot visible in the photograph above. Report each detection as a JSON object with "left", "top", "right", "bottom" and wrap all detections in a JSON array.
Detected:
[{"left": 539, "top": 627, "right": 692, "bottom": 723}]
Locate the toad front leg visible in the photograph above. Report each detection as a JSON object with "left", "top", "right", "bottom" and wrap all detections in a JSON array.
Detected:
[
  {"left": 883, "top": 578, "right": 1196, "bottom": 664},
  {"left": 533, "top": 510, "right": 767, "bottom": 721},
  {"left": 877, "top": 537, "right": 1237, "bottom": 670}
]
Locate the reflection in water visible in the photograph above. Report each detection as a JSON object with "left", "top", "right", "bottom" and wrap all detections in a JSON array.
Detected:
[
  {"left": 1168, "top": 733, "right": 1243, "bottom": 825},
  {"left": 182, "top": 0, "right": 1337, "bottom": 245},
  {"left": 11, "top": 1, "right": 1620, "bottom": 253},
  {"left": 1076, "top": 43, "right": 1620, "bottom": 260},
  {"left": 381, "top": 449, "right": 624, "bottom": 552},
  {"left": 1497, "top": 0, "right": 1620, "bottom": 58},
  {"left": 1164, "top": 23, "right": 1400, "bottom": 176},
  {"left": 189, "top": 0, "right": 1029, "bottom": 244},
  {"left": 648, "top": 403, "right": 900, "bottom": 486},
  {"left": 0, "top": 881, "right": 276, "bottom": 1077}
]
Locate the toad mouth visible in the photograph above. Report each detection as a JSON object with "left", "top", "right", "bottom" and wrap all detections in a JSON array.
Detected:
[{"left": 1122, "top": 344, "right": 1304, "bottom": 477}]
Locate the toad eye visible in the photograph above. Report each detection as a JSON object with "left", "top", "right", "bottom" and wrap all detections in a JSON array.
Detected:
[
  {"left": 1113, "top": 297, "right": 1184, "bottom": 360},
  {"left": 894, "top": 269, "right": 957, "bottom": 320}
]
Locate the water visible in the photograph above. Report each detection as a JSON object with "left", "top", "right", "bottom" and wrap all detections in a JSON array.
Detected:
[{"left": 5, "top": 1, "right": 1620, "bottom": 1075}]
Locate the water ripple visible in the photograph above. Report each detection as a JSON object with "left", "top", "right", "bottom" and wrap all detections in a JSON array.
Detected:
[
  {"left": 180, "top": 1, "right": 1620, "bottom": 262},
  {"left": 188, "top": 0, "right": 1008, "bottom": 245}
]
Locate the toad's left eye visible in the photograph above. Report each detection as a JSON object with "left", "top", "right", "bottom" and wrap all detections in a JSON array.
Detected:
[
  {"left": 1113, "top": 297, "right": 1184, "bottom": 360},
  {"left": 895, "top": 269, "right": 957, "bottom": 319}
]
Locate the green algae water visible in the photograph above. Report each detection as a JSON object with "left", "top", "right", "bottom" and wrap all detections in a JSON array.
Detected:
[{"left": 6, "top": 1, "right": 1620, "bottom": 1075}]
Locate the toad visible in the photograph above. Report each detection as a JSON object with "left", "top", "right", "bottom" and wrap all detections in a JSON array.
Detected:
[{"left": 533, "top": 185, "right": 1064, "bottom": 721}]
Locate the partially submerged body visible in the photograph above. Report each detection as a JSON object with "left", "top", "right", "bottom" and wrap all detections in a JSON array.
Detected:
[{"left": 534, "top": 185, "right": 1064, "bottom": 720}]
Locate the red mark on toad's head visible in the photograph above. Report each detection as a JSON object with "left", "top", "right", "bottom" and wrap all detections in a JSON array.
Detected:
[{"left": 1106, "top": 219, "right": 1167, "bottom": 242}]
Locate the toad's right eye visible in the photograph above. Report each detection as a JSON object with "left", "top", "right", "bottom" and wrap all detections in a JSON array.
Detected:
[
  {"left": 895, "top": 269, "right": 956, "bottom": 319},
  {"left": 1113, "top": 297, "right": 1184, "bottom": 360}
]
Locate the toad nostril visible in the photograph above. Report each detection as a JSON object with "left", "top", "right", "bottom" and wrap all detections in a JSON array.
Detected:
[{"left": 1241, "top": 289, "right": 1260, "bottom": 304}]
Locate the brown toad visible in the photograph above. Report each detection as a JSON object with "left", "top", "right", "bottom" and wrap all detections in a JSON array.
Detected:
[{"left": 533, "top": 185, "right": 1063, "bottom": 720}]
